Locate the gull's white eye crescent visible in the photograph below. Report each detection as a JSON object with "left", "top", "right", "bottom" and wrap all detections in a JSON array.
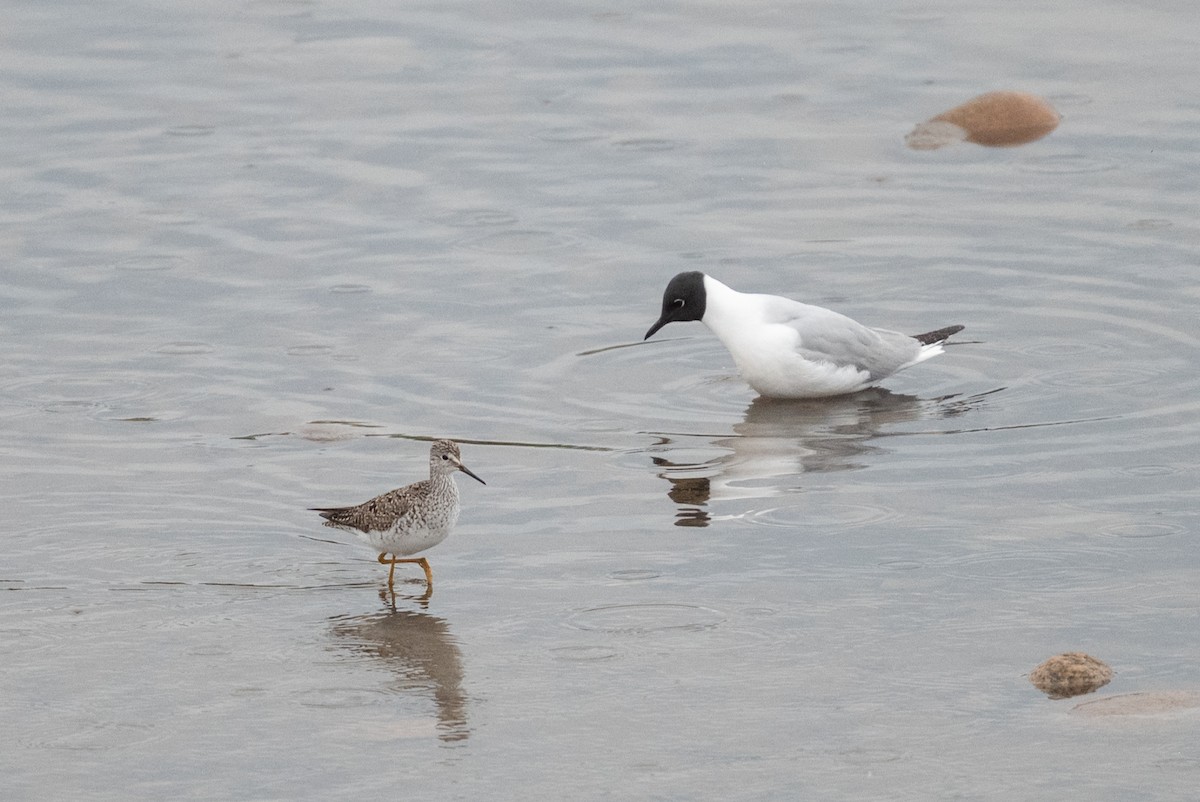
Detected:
[{"left": 672, "top": 298, "right": 685, "bottom": 309}]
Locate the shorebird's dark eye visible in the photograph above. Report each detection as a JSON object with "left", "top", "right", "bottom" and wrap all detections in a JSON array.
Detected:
[
  {"left": 672, "top": 298, "right": 685, "bottom": 309},
  {"left": 442, "top": 454, "right": 449, "bottom": 460}
]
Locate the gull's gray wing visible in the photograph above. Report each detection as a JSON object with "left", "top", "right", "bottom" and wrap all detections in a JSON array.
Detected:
[{"left": 758, "top": 296, "right": 922, "bottom": 379}]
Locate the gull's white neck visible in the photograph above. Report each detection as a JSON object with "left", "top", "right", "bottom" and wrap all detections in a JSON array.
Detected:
[
  {"left": 701, "top": 275, "right": 764, "bottom": 342},
  {"left": 700, "top": 274, "right": 848, "bottom": 397}
]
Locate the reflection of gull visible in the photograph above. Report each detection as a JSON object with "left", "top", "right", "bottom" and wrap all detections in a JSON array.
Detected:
[
  {"left": 329, "top": 609, "right": 469, "bottom": 743},
  {"left": 652, "top": 389, "right": 987, "bottom": 527}
]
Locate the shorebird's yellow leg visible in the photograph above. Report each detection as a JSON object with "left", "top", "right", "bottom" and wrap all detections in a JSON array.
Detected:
[
  {"left": 377, "top": 554, "right": 433, "bottom": 589},
  {"left": 378, "top": 552, "right": 397, "bottom": 587},
  {"left": 414, "top": 557, "right": 433, "bottom": 587}
]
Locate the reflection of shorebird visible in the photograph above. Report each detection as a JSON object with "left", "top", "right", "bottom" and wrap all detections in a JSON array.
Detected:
[
  {"left": 330, "top": 609, "right": 469, "bottom": 743},
  {"left": 653, "top": 390, "right": 990, "bottom": 526},
  {"left": 311, "top": 440, "right": 485, "bottom": 593},
  {"left": 645, "top": 272, "right": 963, "bottom": 398}
]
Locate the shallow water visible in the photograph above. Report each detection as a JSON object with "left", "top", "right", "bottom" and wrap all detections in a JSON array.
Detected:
[{"left": 3, "top": 1, "right": 1200, "bottom": 799}]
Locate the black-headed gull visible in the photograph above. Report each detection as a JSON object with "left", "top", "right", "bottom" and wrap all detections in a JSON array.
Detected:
[{"left": 645, "top": 271, "right": 963, "bottom": 399}]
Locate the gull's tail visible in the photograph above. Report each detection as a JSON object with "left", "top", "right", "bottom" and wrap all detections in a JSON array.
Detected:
[
  {"left": 912, "top": 324, "right": 965, "bottom": 345},
  {"left": 900, "top": 324, "right": 966, "bottom": 369}
]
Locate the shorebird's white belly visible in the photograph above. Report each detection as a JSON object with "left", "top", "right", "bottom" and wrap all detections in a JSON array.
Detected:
[{"left": 361, "top": 507, "right": 460, "bottom": 557}]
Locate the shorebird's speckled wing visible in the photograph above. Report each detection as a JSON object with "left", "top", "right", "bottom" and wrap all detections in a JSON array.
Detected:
[{"left": 312, "top": 481, "right": 427, "bottom": 533}]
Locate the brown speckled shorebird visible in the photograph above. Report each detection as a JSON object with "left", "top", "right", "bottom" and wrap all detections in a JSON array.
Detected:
[{"left": 310, "top": 439, "right": 485, "bottom": 592}]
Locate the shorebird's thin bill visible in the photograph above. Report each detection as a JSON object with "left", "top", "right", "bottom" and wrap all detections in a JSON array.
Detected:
[{"left": 459, "top": 465, "right": 486, "bottom": 485}]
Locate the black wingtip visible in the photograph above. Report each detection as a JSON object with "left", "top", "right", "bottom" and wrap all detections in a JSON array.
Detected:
[{"left": 913, "top": 324, "right": 965, "bottom": 345}]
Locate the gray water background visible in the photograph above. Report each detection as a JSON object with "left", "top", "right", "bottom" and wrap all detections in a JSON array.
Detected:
[{"left": 3, "top": 0, "right": 1200, "bottom": 799}]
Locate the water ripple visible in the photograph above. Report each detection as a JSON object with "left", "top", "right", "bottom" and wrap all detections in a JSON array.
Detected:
[
  {"left": 1099, "top": 523, "right": 1185, "bottom": 539},
  {"left": 459, "top": 229, "right": 578, "bottom": 254},
  {"left": 742, "top": 502, "right": 899, "bottom": 529},
  {"left": 549, "top": 645, "right": 619, "bottom": 662},
  {"left": 154, "top": 341, "right": 216, "bottom": 355},
  {"left": 612, "top": 138, "right": 684, "bottom": 152},
  {"left": 933, "top": 547, "right": 1135, "bottom": 595},
  {"left": 567, "top": 603, "right": 725, "bottom": 634},
  {"left": 431, "top": 208, "right": 519, "bottom": 228},
  {"left": 113, "top": 254, "right": 189, "bottom": 272},
  {"left": 1016, "top": 154, "right": 1117, "bottom": 174}
]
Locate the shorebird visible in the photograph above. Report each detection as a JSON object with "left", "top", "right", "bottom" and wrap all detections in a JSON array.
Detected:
[
  {"left": 644, "top": 271, "right": 963, "bottom": 399},
  {"left": 311, "top": 439, "right": 485, "bottom": 592}
]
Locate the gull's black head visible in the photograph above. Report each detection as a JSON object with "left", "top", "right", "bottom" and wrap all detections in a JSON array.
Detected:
[{"left": 645, "top": 271, "right": 707, "bottom": 340}]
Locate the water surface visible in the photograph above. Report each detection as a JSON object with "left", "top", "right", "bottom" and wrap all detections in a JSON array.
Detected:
[{"left": 3, "top": 1, "right": 1200, "bottom": 799}]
